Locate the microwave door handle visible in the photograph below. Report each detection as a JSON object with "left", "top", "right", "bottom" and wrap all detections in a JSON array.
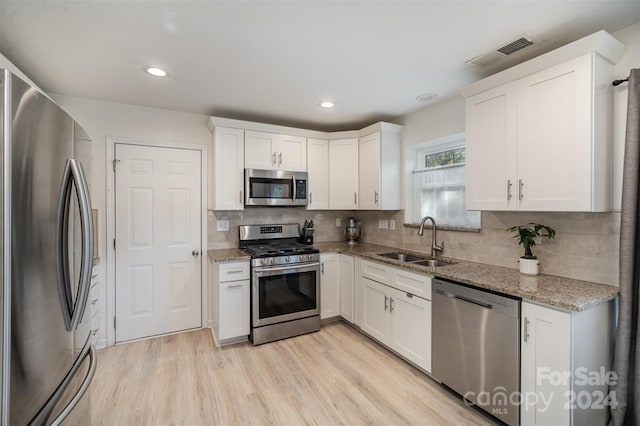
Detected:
[{"left": 292, "top": 176, "right": 296, "bottom": 201}]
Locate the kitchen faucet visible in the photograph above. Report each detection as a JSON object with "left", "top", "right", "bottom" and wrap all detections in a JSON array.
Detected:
[{"left": 417, "top": 216, "right": 444, "bottom": 257}]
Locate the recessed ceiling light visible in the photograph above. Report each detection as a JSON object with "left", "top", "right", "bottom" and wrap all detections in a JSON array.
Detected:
[
  {"left": 319, "top": 101, "right": 335, "bottom": 108},
  {"left": 145, "top": 67, "right": 168, "bottom": 77},
  {"left": 416, "top": 93, "right": 438, "bottom": 102}
]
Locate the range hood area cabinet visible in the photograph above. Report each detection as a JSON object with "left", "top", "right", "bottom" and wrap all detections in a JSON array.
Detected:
[
  {"left": 244, "top": 130, "right": 307, "bottom": 172},
  {"left": 462, "top": 30, "right": 625, "bottom": 212},
  {"left": 207, "top": 118, "right": 403, "bottom": 211},
  {"left": 208, "top": 126, "right": 245, "bottom": 210}
]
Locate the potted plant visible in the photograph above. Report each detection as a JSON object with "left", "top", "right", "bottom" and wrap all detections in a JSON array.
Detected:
[{"left": 507, "top": 223, "right": 556, "bottom": 275}]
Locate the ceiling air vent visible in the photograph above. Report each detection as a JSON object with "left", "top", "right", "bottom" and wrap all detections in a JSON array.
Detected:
[
  {"left": 496, "top": 37, "right": 535, "bottom": 55},
  {"left": 466, "top": 34, "right": 538, "bottom": 69}
]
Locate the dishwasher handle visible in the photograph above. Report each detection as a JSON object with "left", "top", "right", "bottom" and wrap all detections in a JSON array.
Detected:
[{"left": 436, "top": 289, "right": 493, "bottom": 310}]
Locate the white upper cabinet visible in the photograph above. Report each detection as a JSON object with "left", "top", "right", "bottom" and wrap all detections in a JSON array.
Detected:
[
  {"left": 465, "top": 83, "right": 517, "bottom": 211},
  {"left": 209, "top": 126, "right": 244, "bottom": 210},
  {"left": 329, "top": 138, "right": 359, "bottom": 209},
  {"left": 244, "top": 130, "right": 307, "bottom": 171},
  {"left": 306, "top": 138, "right": 329, "bottom": 210},
  {"left": 516, "top": 55, "right": 596, "bottom": 211},
  {"left": 358, "top": 128, "right": 402, "bottom": 210},
  {"left": 463, "top": 31, "right": 625, "bottom": 212}
]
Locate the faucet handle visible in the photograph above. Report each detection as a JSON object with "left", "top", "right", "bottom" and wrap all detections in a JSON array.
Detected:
[{"left": 435, "top": 241, "right": 444, "bottom": 254}]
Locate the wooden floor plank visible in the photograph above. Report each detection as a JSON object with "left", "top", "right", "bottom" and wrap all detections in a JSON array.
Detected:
[{"left": 90, "top": 322, "right": 497, "bottom": 425}]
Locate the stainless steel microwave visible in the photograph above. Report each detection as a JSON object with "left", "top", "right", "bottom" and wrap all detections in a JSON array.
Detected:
[{"left": 244, "top": 169, "right": 308, "bottom": 207}]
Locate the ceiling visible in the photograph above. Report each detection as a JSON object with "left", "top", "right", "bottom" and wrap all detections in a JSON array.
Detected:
[{"left": 0, "top": 1, "right": 638, "bottom": 131}]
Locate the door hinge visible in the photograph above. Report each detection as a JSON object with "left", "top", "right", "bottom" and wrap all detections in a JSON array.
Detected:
[{"left": 112, "top": 159, "right": 120, "bottom": 172}]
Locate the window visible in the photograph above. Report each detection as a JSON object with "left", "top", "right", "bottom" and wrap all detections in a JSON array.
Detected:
[{"left": 406, "top": 133, "right": 480, "bottom": 229}]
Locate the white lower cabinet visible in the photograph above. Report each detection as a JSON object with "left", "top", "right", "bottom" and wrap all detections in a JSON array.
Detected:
[
  {"left": 360, "top": 259, "right": 432, "bottom": 373},
  {"left": 339, "top": 255, "right": 355, "bottom": 323},
  {"left": 521, "top": 300, "right": 615, "bottom": 426},
  {"left": 210, "top": 260, "right": 250, "bottom": 345},
  {"left": 320, "top": 253, "right": 340, "bottom": 320}
]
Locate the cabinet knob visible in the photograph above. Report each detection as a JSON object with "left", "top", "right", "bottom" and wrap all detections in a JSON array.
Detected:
[{"left": 192, "top": 250, "right": 200, "bottom": 257}]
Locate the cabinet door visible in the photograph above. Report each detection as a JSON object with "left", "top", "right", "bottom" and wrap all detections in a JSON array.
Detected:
[
  {"left": 307, "top": 138, "right": 329, "bottom": 209},
  {"left": 210, "top": 127, "right": 244, "bottom": 210},
  {"left": 358, "top": 132, "right": 381, "bottom": 210},
  {"left": 218, "top": 280, "right": 250, "bottom": 340},
  {"left": 329, "top": 138, "right": 359, "bottom": 209},
  {"left": 388, "top": 288, "right": 431, "bottom": 372},
  {"left": 465, "top": 82, "right": 517, "bottom": 211},
  {"left": 517, "top": 54, "right": 592, "bottom": 211},
  {"left": 320, "top": 253, "right": 340, "bottom": 319},
  {"left": 521, "top": 302, "right": 571, "bottom": 426},
  {"left": 361, "top": 277, "right": 389, "bottom": 344},
  {"left": 245, "top": 130, "right": 277, "bottom": 170},
  {"left": 339, "top": 255, "right": 355, "bottom": 323},
  {"left": 278, "top": 134, "right": 307, "bottom": 171}
]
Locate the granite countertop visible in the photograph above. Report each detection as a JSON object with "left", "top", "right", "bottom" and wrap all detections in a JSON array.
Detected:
[
  {"left": 314, "top": 241, "right": 619, "bottom": 312},
  {"left": 208, "top": 248, "right": 250, "bottom": 262}
]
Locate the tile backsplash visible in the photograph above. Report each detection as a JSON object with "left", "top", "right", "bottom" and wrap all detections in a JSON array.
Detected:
[{"left": 209, "top": 208, "right": 620, "bottom": 287}]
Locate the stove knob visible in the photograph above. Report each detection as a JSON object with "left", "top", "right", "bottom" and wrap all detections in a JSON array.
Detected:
[
  {"left": 299, "top": 255, "right": 305, "bottom": 261},
  {"left": 261, "top": 259, "right": 267, "bottom": 266},
  {"left": 269, "top": 258, "right": 276, "bottom": 265},
  {"left": 285, "top": 256, "right": 291, "bottom": 262}
]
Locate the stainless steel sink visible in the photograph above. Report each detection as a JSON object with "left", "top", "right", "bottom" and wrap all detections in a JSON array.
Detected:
[
  {"left": 378, "top": 252, "right": 425, "bottom": 262},
  {"left": 413, "top": 259, "right": 452, "bottom": 267},
  {"left": 377, "top": 252, "right": 455, "bottom": 267}
]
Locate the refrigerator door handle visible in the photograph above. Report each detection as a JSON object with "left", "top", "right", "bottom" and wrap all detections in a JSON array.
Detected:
[
  {"left": 56, "top": 160, "right": 75, "bottom": 330},
  {"left": 56, "top": 159, "right": 94, "bottom": 331},
  {"left": 69, "top": 159, "right": 93, "bottom": 329},
  {"left": 50, "top": 345, "right": 97, "bottom": 426}
]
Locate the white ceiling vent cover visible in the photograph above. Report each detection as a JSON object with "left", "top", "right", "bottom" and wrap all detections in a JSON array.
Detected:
[{"left": 466, "top": 34, "right": 538, "bottom": 68}]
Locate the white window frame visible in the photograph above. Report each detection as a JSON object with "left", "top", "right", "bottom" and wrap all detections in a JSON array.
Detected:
[{"left": 404, "top": 132, "right": 480, "bottom": 229}]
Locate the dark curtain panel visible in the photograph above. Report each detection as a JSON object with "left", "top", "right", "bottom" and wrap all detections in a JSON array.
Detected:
[{"left": 610, "top": 68, "right": 640, "bottom": 426}]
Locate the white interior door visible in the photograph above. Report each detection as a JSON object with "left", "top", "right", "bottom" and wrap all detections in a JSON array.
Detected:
[{"left": 114, "top": 144, "right": 202, "bottom": 342}]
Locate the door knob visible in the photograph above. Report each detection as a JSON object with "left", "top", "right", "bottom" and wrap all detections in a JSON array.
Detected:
[{"left": 192, "top": 250, "right": 200, "bottom": 257}]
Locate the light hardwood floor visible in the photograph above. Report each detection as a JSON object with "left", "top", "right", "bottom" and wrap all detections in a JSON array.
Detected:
[{"left": 91, "top": 322, "right": 497, "bottom": 425}]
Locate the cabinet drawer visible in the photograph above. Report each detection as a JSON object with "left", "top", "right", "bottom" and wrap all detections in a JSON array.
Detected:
[
  {"left": 392, "top": 269, "right": 432, "bottom": 300},
  {"left": 361, "top": 260, "right": 391, "bottom": 285},
  {"left": 219, "top": 262, "right": 250, "bottom": 282}
]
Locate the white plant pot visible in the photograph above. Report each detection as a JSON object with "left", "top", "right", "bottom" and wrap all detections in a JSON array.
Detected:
[{"left": 519, "top": 258, "right": 539, "bottom": 275}]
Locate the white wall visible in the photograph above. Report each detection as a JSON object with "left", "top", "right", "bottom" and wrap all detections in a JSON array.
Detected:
[
  {"left": 52, "top": 95, "right": 211, "bottom": 346},
  {"left": 401, "top": 96, "right": 465, "bottom": 147}
]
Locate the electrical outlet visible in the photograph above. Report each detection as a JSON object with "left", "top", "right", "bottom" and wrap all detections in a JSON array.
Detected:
[
  {"left": 216, "top": 219, "right": 229, "bottom": 232},
  {"left": 378, "top": 219, "right": 389, "bottom": 229},
  {"left": 389, "top": 219, "right": 396, "bottom": 230},
  {"left": 336, "top": 218, "right": 341, "bottom": 227}
]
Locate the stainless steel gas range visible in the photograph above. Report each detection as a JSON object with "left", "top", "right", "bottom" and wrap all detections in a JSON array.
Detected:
[{"left": 239, "top": 224, "right": 321, "bottom": 345}]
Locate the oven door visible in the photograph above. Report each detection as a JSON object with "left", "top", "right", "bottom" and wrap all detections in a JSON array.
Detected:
[{"left": 252, "top": 262, "right": 320, "bottom": 327}]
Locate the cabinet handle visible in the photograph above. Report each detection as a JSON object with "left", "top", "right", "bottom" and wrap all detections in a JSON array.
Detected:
[
  {"left": 239, "top": 190, "right": 243, "bottom": 204},
  {"left": 390, "top": 298, "right": 395, "bottom": 313},
  {"left": 272, "top": 152, "right": 276, "bottom": 164},
  {"left": 384, "top": 296, "right": 389, "bottom": 311},
  {"left": 507, "top": 180, "right": 512, "bottom": 200},
  {"left": 321, "top": 262, "right": 324, "bottom": 274},
  {"left": 524, "top": 317, "right": 530, "bottom": 342},
  {"left": 227, "top": 284, "right": 244, "bottom": 289},
  {"left": 278, "top": 152, "right": 282, "bottom": 166},
  {"left": 519, "top": 179, "right": 524, "bottom": 200},
  {"left": 354, "top": 192, "right": 357, "bottom": 205},
  {"left": 227, "top": 269, "right": 244, "bottom": 274},
  {"left": 374, "top": 191, "right": 379, "bottom": 204},
  {"left": 309, "top": 193, "right": 313, "bottom": 204}
]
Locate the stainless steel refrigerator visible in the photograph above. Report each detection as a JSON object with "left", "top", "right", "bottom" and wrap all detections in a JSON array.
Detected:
[{"left": 1, "top": 68, "right": 96, "bottom": 424}]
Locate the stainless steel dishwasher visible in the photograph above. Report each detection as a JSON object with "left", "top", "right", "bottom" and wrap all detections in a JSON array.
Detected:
[{"left": 432, "top": 278, "right": 520, "bottom": 426}]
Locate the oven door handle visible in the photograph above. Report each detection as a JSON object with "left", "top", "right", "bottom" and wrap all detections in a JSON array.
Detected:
[{"left": 254, "top": 262, "right": 320, "bottom": 273}]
